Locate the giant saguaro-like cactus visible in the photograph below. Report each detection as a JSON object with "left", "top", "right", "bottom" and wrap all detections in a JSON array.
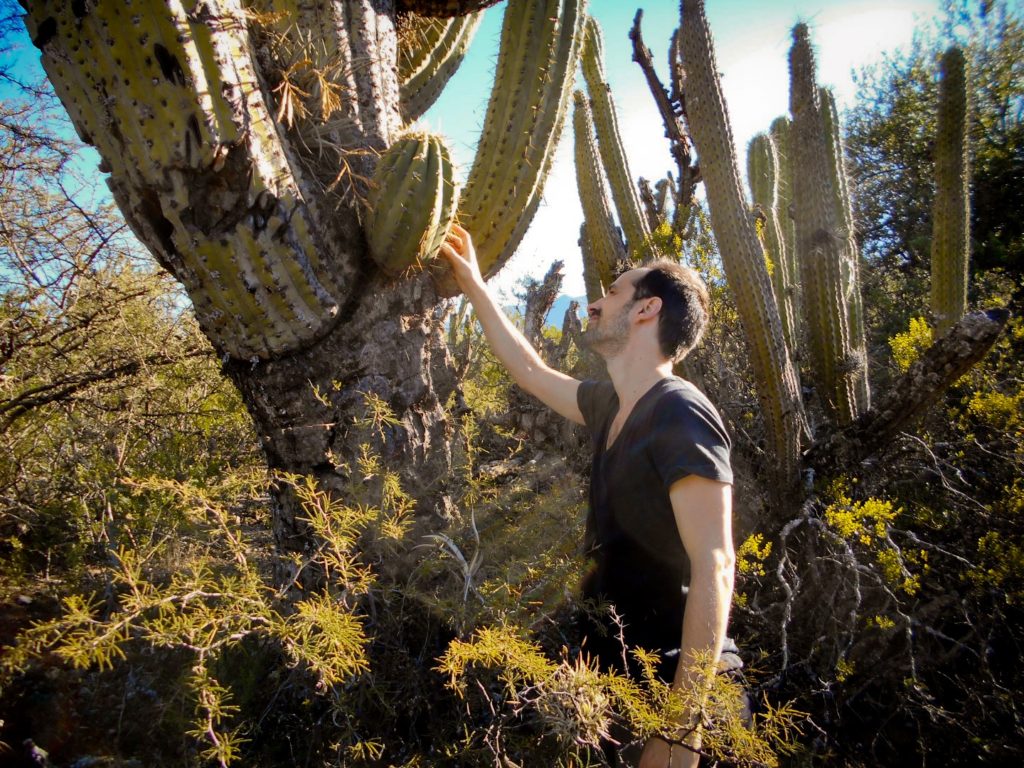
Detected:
[
  {"left": 23, "top": 0, "right": 584, "bottom": 567},
  {"left": 930, "top": 46, "right": 970, "bottom": 336},
  {"left": 788, "top": 24, "right": 865, "bottom": 425},
  {"left": 572, "top": 90, "right": 626, "bottom": 303},
  {"left": 678, "top": 0, "right": 805, "bottom": 482},
  {"left": 580, "top": 15, "right": 653, "bottom": 260}
]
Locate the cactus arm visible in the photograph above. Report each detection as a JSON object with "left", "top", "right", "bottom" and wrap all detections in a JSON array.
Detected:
[
  {"left": 25, "top": 0, "right": 369, "bottom": 360},
  {"left": 788, "top": 24, "right": 861, "bottom": 424},
  {"left": 399, "top": 12, "right": 484, "bottom": 124},
  {"left": 573, "top": 90, "right": 626, "bottom": 303},
  {"left": 459, "top": 0, "right": 587, "bottom": 279},
  {"left": 679, "top": 0, "right": 805, "bottom": 482},
  {"left": 769, "top": 115, "right": 801, "bottom": 328},
  {"left": 366, "top": 133, "right": 460, "bottom": 275},
  {"left": 580, "top": 15, "right": 652, "bottom": 260},
  {"left": 397, "top": 0, "right": 503, "bottom": 17},
  {"left": 930, "top": 46, "right": 970, "bottom": 336},
  {"left": 747, "top": 132, "right": 798, "bottom": 356}
]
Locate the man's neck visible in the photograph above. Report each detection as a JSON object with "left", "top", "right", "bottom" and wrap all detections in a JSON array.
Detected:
[{"left": 604, "top": 347, "right": 675, "bottom": 412}]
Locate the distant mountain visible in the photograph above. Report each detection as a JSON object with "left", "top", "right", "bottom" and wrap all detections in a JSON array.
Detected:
[{"left": 547, "top": 294, "right": 586, "bottom": 329}]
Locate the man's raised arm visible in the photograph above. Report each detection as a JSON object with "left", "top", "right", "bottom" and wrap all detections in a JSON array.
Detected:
[{"left": 439, "top": 225, "right": 584, "bottom": 425}]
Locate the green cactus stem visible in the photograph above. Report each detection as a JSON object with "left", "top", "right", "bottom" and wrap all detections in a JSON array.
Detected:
[
  {"left": 769, "top": 115, "right": 800, "bottom": 321},
  {"left": 399, "top": 12, "right": 483, "bottom": 124},
  {"left": 679, "top": 0, "right": 805, "bottom": 482},
  {"left": 580, "top": 15, "right": 652, "bottom": 260},
  {"left": 366, "top": 133, "right": 459, "bottom": 276},
  {"left": 25, "top": 0, "right": 362, "bottom": 360},
  {"left": 820, "top": 86, "right": 870, "bottom": 413},
  {"left": 930, "top": 46, "right": 970, "bottom": 336},
  {"left": 573, "top": 90, "right": 625, "bottom": 303},
  {"left": 458, "top": 0, "right": 586, "bottom": 280},
  {"left": 747, "top": 132, "right": 798, "bottom": 356},
  {"left": 789, "top": 23, "right": 862, "bottom": 425}
]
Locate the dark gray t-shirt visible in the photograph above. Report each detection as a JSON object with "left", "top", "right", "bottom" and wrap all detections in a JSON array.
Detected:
[{"left": 576, "top": 376, "right": 732, "bottom": 672}]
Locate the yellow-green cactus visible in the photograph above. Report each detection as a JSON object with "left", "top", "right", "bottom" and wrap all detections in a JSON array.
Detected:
[
  {"left": 459, "top": 0, "right": 587, "bottom": 279},
  {"left": 365, "top": 133, "right": 460, "bottom": 275},
  {"left": 580, "top": 15, "right": 653, "bottom": 260},
  {"left": 573, "top": 90, "right": 625, "bottom": 303},
  {"left": 930, "top": 46, "right": 970, "bottom": 336}
]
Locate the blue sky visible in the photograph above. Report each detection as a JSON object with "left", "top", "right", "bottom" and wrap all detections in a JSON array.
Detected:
[
  {"left": 4, "top": 0, "right": 944, "bottom": 300},
  {"left": 422, "top": 0, "right": 945, "bottom": 298}
]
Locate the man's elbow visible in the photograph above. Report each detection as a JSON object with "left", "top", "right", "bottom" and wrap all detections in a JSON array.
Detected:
[{"left": 705, "top": 546, "right": 735, "bottom": 597}]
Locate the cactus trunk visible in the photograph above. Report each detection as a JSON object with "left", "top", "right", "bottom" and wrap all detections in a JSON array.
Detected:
[
  {"left": 930, "top": 46, "right": 970, "bottom": 336},
  {"left": 573, "top": 90, "right": 626, "bottom": 303},
  {"left": 679, "top": 0, "right": 804, "bottom": 483}
]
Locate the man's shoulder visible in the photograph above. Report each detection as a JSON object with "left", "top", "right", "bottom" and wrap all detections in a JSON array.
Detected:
[{"left": 649, "top": 377, "right": 723, "bottom": 419}]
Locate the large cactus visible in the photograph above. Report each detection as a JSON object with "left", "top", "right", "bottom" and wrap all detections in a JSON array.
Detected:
[
  {"left": 930, "top": 46, "right": 970, "bottom": 336},
  {"left": 572, "top": 90, "right": 625, "bottom": 303},
  {"left": 579, "top": 15, "right": 653, "bottom": 260},
  {"left": 459, "top": 0, "right": 586, "bottom": 279},
  {"left": 788, "top": 23, "right": 864, "bottom": 425},
  {"left": 747, "top": 132, "right": 798, "bottom": 356},
  {"left": 678, "top": 0, "right": 805, "bottom": 482},
  {"left": 22, "top": 0, "right": 584, "bottom": 568}
]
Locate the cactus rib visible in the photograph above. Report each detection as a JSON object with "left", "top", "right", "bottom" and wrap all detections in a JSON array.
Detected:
[{"left": 399, "top": 12, "right": 484, "bottom": 124}]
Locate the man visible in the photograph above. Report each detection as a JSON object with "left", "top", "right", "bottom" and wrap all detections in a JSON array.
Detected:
[{"left": 439, "top": 224, "right": 735, "bottom": 768}]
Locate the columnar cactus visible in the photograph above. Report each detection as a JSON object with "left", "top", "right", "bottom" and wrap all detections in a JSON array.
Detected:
[
  {"left": 769, "top": 115, "right": 801, "bottom": 323},
  {"left": 573, "top": 90, "right": 626, "bottom": 303},
  {"left": 459, "top": 0, "right": 586, "bottom": 279},
  {"left": 819, "top": 85, "right": 870, "bottom": 413},
  {"left": 679, "top": 0, "right": 805, "bottom": 482},
  {"left": 930, "top": 46, "right": 970, "bottom": 336},
  {"left": 366, "top": 133, "right": 459, "bottom": 275},
  {"left": 789, "top": 23, "right": 863, "bottom": 425},
  {"left": 399, "top": 12, "right": 484, "bottom": 124},
  {"left": 580, "top": 15, "right": 653, "bottom": 260},
  {"left": 747, "top": 132, "right": 798, "bottom": 355}
]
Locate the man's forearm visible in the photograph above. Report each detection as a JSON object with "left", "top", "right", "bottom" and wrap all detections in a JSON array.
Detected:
[{"left": 461, "top": 279, "right": 550, "bottom": 391}]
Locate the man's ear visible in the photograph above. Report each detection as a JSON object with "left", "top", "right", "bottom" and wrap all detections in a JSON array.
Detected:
[{"left": 637, "top": 296, "right": 662, "bottom": 319}]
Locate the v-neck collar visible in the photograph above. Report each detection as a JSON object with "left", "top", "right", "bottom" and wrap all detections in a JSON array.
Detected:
[{"left": 602, "top": 376, "right": 677, "bottom": 452}]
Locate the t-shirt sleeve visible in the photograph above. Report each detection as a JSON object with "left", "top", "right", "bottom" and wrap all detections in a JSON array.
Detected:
[
  {"left": 649, "top": 391, "right": 733, "bottom": 488},
  {"left": 576, "top": 379, "right": 615, "bottom": 433}
]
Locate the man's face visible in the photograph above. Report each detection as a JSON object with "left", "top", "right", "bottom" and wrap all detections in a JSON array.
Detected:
[{"left": 582, "top": 269, "right": 647, "bottom": 357}]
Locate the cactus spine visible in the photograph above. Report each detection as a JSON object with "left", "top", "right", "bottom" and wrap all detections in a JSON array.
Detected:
[
  {"left": 459, "top": 0, "right": 586, "bottom": 279},
  {"left": 366, "top": 133, "right": 459, "bottom": 275},
  {"left": 573, "top": 90, "right": 626, "bottom": 303},
  {"left": 930, "top": 46, "right": 970, "bottom": 336},
  {"left": 789, "top": 23, "right": 863, "bottom": 425},
  {"left": 399, "top": 12, "right": 484, "bottom": 124},
  {"left": 679, "top": 0, "right": 804, "bottom": 481},
  {"left": 580, "top": 15, "right": 653, "bottom": 260},
  {"left": 747, "top": 132, "right": 798, "bottom": 356}
]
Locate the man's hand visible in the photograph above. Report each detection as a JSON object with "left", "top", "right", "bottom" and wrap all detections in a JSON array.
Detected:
[{"left": 438, "top": 223, "right": 484, "bottom": 293}]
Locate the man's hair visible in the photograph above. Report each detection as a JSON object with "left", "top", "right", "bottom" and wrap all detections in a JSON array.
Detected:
[{"left": 630, "top": 259, "right": 710, "bottom": 362}]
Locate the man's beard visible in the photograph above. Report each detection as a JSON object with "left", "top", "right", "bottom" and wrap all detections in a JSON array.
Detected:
[{"left": 582, "top": 303, "right": 631, "bottom": 357}]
